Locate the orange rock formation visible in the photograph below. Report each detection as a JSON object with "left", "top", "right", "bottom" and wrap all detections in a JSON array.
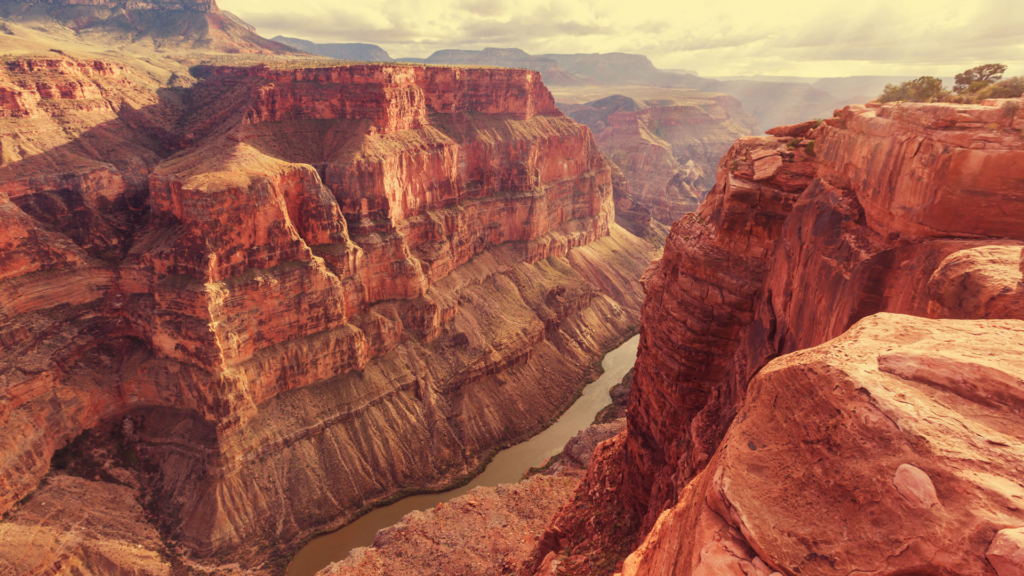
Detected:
[
  {"left": 0, "top": 54, "right": 661, "bottom": 572},
  {"left": 321, "top": 476, "right": 578, "bottom": 576},
  {"left": 527, "top": 98, "right": 1024, "bottom": 575}
]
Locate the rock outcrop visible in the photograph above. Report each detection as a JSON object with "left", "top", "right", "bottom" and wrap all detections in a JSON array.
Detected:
[
  {"left": 526, "top": 98, "right": 1024, "bottom": 574},
  {"left": 0, "top": 475, "right": 172, "bottom": 575},
  {"left": 319, "top": 476, "right": 578, "bottom": 576},
  {"left": 0, "top": 54, "right": 661, "bottom": 572},
  {"left": 564, "top": 94, "right": 755, "bottom": 224},
  {"left": 0, "top": 0, "right": 295, "bottom": 53},
  {"left": 622, "top": 314, "right": 1024, "bottom": 576}
]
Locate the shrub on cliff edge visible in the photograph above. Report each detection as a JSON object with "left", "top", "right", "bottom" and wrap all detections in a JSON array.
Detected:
[
  {"left": 878, "top": 76, "right": 945, "bottom": 103},
  {"left": 954, "top": 63, "right": 1007, "bottom": 94},
  {"left": 974, "top": 77, "right": 1024, "bottom": 100}
]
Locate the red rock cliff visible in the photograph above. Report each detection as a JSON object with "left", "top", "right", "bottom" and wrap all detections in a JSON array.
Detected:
[
  {"left": 0, "top": 56, "right": 661, "bottom": 572},
  {"left": 528, "top": 98, "right": 1024, "bottom": 575}
]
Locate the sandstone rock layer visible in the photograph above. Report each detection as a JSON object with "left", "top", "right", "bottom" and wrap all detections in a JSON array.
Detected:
[
  {"left": 529, "top": 99, "right": 1024, "bottom": 574},
  {"left": 320, "top": 476, "right": 578, "bottom": 576},
  {"left": 0, "top": 55, "right": 660, "bottom": 571},
  {"left": 624, "top": 314, "right": 1024, "bottom": 576}
]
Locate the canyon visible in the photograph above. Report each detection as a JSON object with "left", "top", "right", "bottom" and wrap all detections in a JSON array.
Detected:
[
  {"left": 303, "top": 98, "right": 1024, "bottom": 576},
  {"left": 0, "top": 33, "right": 665, "bottom": 573},
  {"left": 3, "top": 2, "right": 1024, "bottom": 576},
  {"left": 284, "top": 43, "right": 854, "bottom": 133},
  {"left": 256, "top": 42, "right": 869, "bottom": 229},
  {"left": 521, "top": 97, "right": 1024, "bottom": 575}
]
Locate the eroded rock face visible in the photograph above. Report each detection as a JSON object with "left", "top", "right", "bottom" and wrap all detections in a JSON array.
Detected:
[
  {"left": 989, "top": 528, "right": 1024, "bottom": 576},
  {"left": 565, "top": 94, "right": 755, "bottom": 224},
  {"left": 0, "top": 475, "right": 172, "bottom": 576},
  {"left": 527, "top": 99, "right": 1024, "bottom": 573},
  {"left": 623, "top": 314, "right": 1024, "bottom": 576},
  {"left": 0, "top": 55, "right": 661, "bottom": 570},
  {"left": 319, "top": 476, "right": 578, "bottom": 576},
  {"left": 624, "top": 100, "right": 1024, "bottom": 525}
]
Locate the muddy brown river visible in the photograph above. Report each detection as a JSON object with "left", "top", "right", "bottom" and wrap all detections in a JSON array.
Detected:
[{"left": 286, "top": 334, "right": 640, "bottom": 576}]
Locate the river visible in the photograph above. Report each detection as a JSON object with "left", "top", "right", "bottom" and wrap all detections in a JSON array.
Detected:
[{"left": 287, "top": 334, "right": 640, "bottom": 576}]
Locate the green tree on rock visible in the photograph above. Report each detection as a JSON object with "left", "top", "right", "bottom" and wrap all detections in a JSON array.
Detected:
[
  {"left": 954, "top": 63, "right": 1007, "bottom": 93},
  {"left": 878, "top": 76, "right": 944, "bottom": 103},
  {"left": 974, "top": 76, "right": 1024, "bottom": 100}
]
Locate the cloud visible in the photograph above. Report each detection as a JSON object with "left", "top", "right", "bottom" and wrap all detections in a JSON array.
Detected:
[{"left": 220, "top": 0, "right": 1024, "bottom": 77}]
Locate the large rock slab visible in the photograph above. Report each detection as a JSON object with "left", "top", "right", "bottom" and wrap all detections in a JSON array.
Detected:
[{"left": 623, "top": 313, "right": 1024, "bottom": 576}]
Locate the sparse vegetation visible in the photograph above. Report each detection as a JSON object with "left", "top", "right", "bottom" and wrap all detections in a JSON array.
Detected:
[
  {"left": 954, "top": 63, "right": 1007, "bottom": 94},
  {"left": 875, "top": 64, "right": 1022, "bottom": 104},
  {"left": 974, "top": 77, "right": 1024, "bottom": 100},
  {"left": 878, "top": 76, "right": 945, "bottom": 103}
]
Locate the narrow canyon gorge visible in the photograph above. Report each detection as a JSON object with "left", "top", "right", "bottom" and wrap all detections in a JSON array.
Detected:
[
  {"left": 0, "top": 39, "right": 664, "bottom": 573},
  {"left": 2, "top": 2, "right": 1024, "bottom": 576},
  {"left": 523, "top": 99, "right": 1024, "bottom": 575},
  {"left": 309, "top": 98, "right": 1024, "bottom": 576}
]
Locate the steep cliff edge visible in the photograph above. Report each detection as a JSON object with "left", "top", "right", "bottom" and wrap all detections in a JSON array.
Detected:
[
  {"left": 527, "top": 98, "right": 1024, "bottom": 574},
  {"left": 0, "top": 55, "right": 663, "bottom": 573}
]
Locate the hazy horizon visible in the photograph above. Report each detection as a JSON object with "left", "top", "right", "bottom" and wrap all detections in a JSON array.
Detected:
[{"left": 219, "top": 0, "right": 1024, "bottom": 78}]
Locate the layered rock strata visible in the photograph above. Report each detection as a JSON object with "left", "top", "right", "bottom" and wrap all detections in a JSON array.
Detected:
[
  {"left": 0, "top": 0, "right": 294, "bottom": 54},
  {"left": 528, "top": 98, "right": 1024, "bottom": 574},
  {"left": 315, "top": 373, "right": 634, "bottom": 576},
  {"left": 565, "top": 94, "right": 755, "bottom": 224},
  {"left": 0, "top": 54, "right": 660, "bottom": 571}
]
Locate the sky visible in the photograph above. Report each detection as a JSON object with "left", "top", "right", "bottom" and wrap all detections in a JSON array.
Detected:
[{"left": 218, "top": 0, "right": 1024, "bottom": 78}]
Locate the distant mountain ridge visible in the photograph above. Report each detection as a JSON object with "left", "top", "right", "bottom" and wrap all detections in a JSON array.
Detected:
[
  {"left": 390, "top": 48, "right": 864, "bottom": 130},
  {"left": 272, "top": 36, "right": 393, "bottom": 61},
  {"left": 397, "top": 47, "right": 582, "bottom": 84},
  {"left": 0, "top": 0, "right": 297, "bottom": 53},
  {"left": 192, "top": 33, "right": 892, "bottom": 133},
  {"left": 543, "top": 52, "right": 690, "bottom": 85}
]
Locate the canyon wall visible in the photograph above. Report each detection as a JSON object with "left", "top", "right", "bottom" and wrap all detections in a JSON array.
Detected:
[
  {"left": 0, "top": 55, "right": 661, "bottom": 572},
  {"left": 528, "top": 99, "right": 1024, "bottom": 574},
  {"left": 564, "top": 94, "right": 755, "bottom": 225}
]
